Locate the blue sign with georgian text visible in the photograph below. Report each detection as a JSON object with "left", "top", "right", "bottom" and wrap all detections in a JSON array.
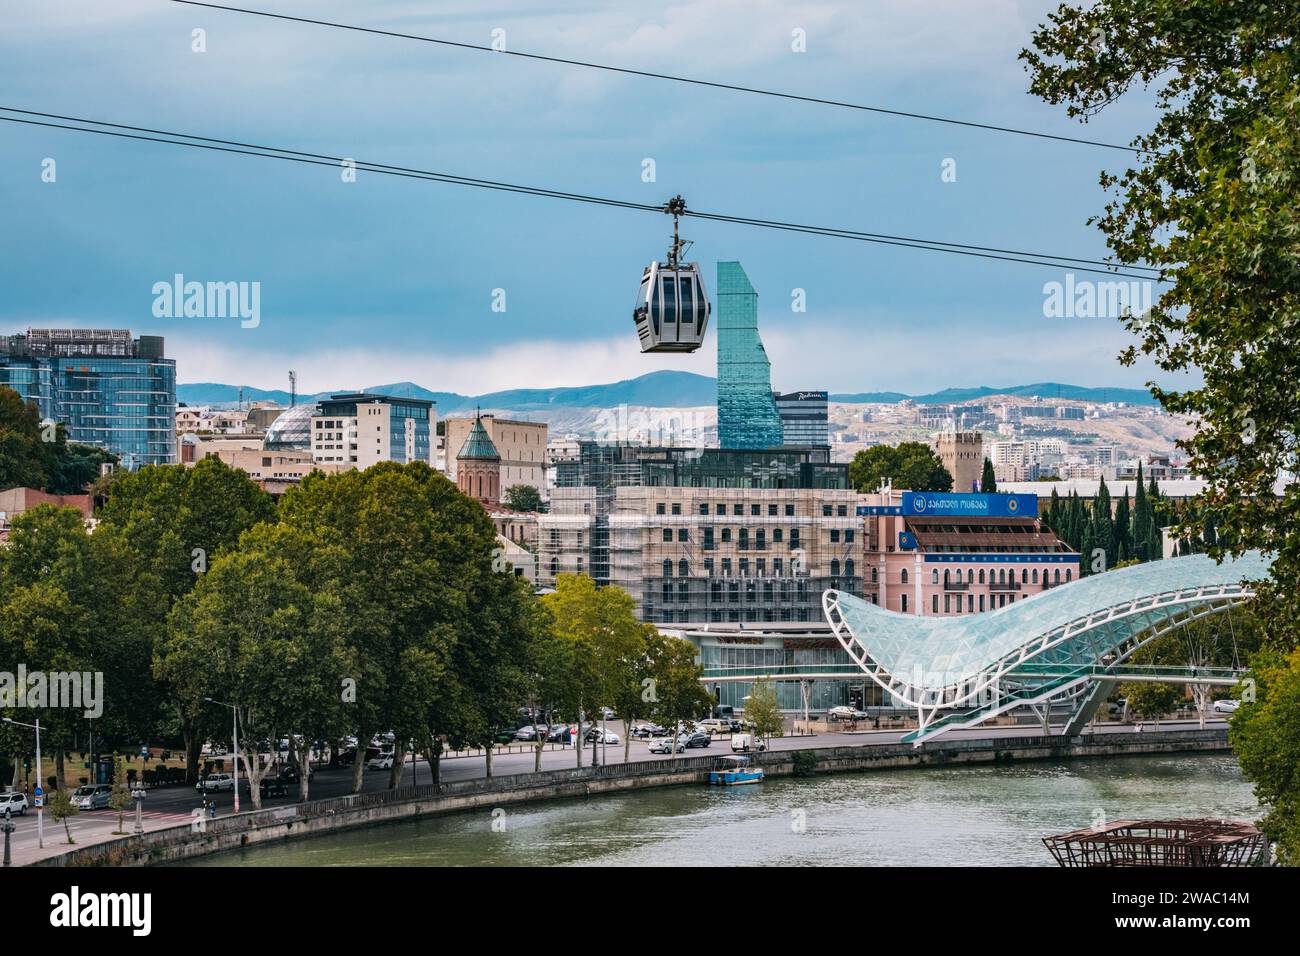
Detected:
[{"left": 901, "top": 492, "right": 1037, "bottom": 518}]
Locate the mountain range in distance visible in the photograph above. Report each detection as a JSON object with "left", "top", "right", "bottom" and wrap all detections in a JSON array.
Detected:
[{"left": 178, "top": 370, "right": 1159, "bottom": 413}]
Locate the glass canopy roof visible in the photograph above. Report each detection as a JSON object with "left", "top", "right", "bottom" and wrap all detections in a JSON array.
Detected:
[{"left": 825, "top": 552, "right": 1272, "bottom": 694}]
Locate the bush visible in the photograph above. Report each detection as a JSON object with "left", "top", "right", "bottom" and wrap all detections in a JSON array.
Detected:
[{"left": 792, "top": 751, "right": 818, "bottom": 778}]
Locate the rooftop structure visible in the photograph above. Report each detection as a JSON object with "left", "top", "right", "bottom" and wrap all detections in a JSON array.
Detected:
[{"left": 1043, "top": 819, "right": 1267, "bottom": 867}]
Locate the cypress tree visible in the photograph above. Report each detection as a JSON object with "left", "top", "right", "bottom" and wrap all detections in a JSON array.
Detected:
[
  {"left": 1113, "top": 494, "right": 1131, "bottom": 561},
  {"left": 1132, "top": 463, "right": 1150, "bottom": 562},
  {"left": 981, "top": 458, "right": 997, "bottom": 493},
  {"left": 1092, "top": 476, "right": 1114, "bottom": 570}
]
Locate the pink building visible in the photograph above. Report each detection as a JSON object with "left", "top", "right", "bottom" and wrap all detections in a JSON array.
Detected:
[{"left": 857, "top": 489, "right": 1079, "bottom": 617}]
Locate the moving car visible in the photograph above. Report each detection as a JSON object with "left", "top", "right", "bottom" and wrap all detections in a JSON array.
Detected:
[
  {"left": 1212, "top": 699, "right": 1240, "bottom": 714},
  {"left": 630, "top": 723, "right": 665, "bottom": 739},
  {"left": 195, "top": 773, "right": 235, "bottom": 793},
  {"left": 647, "top": 737, "right": 685, "bottom": 754},
  {"left": 366, "top": 753, "right": 395, "bottom": 771},
  {"left": 683, "top": 731, "right": 711, "bottom": 749},
  {"left": 2, "top": 791, "right": 28, "bottom": 816},
  {"left": 73, "top": 784, "right": 113, "bottom": 809},
  {"left": 584, "top": 728, "right": 620, "bottom": 745},
  {"left": 260, "top": 776, "right": 289, "bottom": 798},
  {"left": 277, "top": 764, "right": 313, "bottom": 784},
  {"left": 731, "top": 733, "right": 767, "bottom": 753},
  {"left": 827, "top": 706, "right": 868, "bottom": 722}
]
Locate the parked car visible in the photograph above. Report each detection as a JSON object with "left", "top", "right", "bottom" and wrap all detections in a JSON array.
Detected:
[
  {"left": 630, "top": 723, "right": 665, "bottom": 739},
  {"left": 598, "top": 706, "right": 617, "bottom": 721},
  {"left": 585, "top": 728, "right": 620, "bottom": 745},
  {"left": 731, "top": 733, "right": 767, "bottom": 753},
  {"left": 697, "top": 719, "right": 732, "bottom": 736},
  {"left": 1212, "top": 699, "right": 1240, "bottom": 714},
  {"left": 514, "top": 724, "right": 548, "bottom": 742},
  {"left": 683, "top": 731, "right": 711, "bottom": 749},
  {"left": 366, "top": 753, "right": 395, "bottom": 771},
  {"left": 73, "top": 784, "right": 113, "bottom": 809},
  {"left": 2, "top": 791, "right": 28, "bottom": 816},
  {"left": 648, "top": 737, "right": 685, "bottom": 754},
  {"left": 827, "top": 706, "right": 869, "bottom": 722},
  {"left": 195, "top": 773, "right": 235, "bottom": 793},
  {"left": 547, "top": 725, "right": 574, "bottom": 744}
]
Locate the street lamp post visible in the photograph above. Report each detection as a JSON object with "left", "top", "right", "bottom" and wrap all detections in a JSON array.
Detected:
[
  {"left": 132, "top": 788, "right": 145, "bottom": 835},
  {"left": 203, "top": 698, "right": 240, "bottom": 813},
  {"left": 2, "top": 808, "right": 14, "bottom": 866},
  {"left": 3, "top": 717, "right": 43, "bottom": 848}
]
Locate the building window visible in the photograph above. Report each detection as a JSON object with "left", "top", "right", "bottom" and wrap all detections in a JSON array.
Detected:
[
  {"left": 699, "top": 503, "right": 709, "bottom": 515},
  {"left": 678, "top": 528, "right": 688, "bottom": 542},
  {"left": 678, "top": 559, "right": 689, "bottom": 577},
  {"left": 1065, "top": 569, "right": 1072, "bottom": 582},
  {"left": 845, "top": 559, "right": 854, "bottom": 578},
  {"left": 671, "top": 503, "right": 681, "bottom": 515},
  {"left": 932, "top": 569, "right": 939, "bottom": 585},
  {"left": 978, "top": 569, "right": 985, "bottom": 584},
  {"left": 823, "top": 505, "right": 832, "bottom": 517},
  {"left": 774, "top": 528, "right": 783, "bottom": 543},
  {"left": 901, "top": 594, "right": 908, "bottom": 613},
  {"left": 837, "top": 505, "right": 847, "bottom": 517},
  {"left": 932, "top": 594, "right": 939, "bottom": 614},
  {"left": 831, "top": 529, "right": 840, "bottom": 543},
  {"left": 656, "top": 503, "right": 666, "bottom": 515},
  {"left": 662, "top": 559, "right": 672, "bottom": 577},
  {"left": 785, "top": 504, "right": 795, "bottom": 516},
  {"left": 662, "top": 529, "right": 672, "bottom": 542},
  {"left": 722, "top": 528, "right": 732, "bottom": 543},
  {"left": 979, "top": 594, "right": 985, "bottom": 612},
  {"left": 901, "top": 568, "right": 908, "bottom": 585},
  {"left": 831, "top": 559, "right": 840, "bottom": 577},
  {"left": 767, "top": 504, "right": 777, "bottom": 516},
  {"left": 845, "top": 529, "right": 854, "bottom": 543},
  {"left": 871, "top": 567, "right": 878, "bottom": 583}
]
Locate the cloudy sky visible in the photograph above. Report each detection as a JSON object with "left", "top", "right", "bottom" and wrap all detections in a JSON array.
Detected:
[{"left": 0, "top": 0, "right": 1182, "bottom": 396}]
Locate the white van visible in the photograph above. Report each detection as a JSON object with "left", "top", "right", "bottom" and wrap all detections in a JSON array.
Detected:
[{"left": 731, "top": 734, "right": 766, "bottom": 753}]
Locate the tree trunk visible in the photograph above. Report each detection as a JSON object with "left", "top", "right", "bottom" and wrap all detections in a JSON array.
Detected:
[
  {"left": 535, "top": 736, "right": 544, "bottom": 772},
  {"left": 291, "top": 737, "right": 309, "bottom": 802},
  {"left": 430, "top": 738, "right": 442, "bottom": 789},
  {"left": 485, "top": 743, "right": 493, "bottom": 779},
  {"left": 240, "top": 747, "right": 268, "bottom": 810},
  {"left": 387, "top": 741, "right": 405, "bottom": 789},
  {"left": 55, "top": 749, "right": 65, "bottom": 789},
  {"left": 575, "top": 705, "right": 583, "bottom": 768},
  {"left": 182, "top": 715, "right": 200, "bottom": 784},
  {"left": 351, "top": 728, "right": 368, "bottom": 794}
]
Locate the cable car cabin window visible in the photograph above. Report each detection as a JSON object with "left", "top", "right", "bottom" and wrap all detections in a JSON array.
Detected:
[
  {"left": 677, "top": 276, "right": 695, "bottom": 324},
  {"left": 648, "top": 275, "right": 661, "bottom": 336},
  {"left": 661, "top": 274, "right": 677, "bottom": 326}
]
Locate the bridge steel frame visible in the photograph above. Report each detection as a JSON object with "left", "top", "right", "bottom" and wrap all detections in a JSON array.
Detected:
[{"left": 821, "top": 553, "right": 1269, "bottom": 745}]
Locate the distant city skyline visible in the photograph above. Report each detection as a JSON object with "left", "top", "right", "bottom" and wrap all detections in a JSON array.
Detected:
[{"left": 1, "top": 0, "right": 1192, "bottom": 396}]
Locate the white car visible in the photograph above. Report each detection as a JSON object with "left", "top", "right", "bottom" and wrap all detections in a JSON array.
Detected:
[
  {"left": 366, "top": 753, "right": 395, "bottom": 771},
  {"left": 1, "top": 791, "right": 28, "bottom": 816},
  {"left": 73, "top": 784, "right": 113, "bottom": 809},
  {"left": 828, "top": 706, "right": 868, "bottom": 721},
  {"left": 1212, "top": 699, "right": 1240, "bottom": 714},
  {"left": 647, "top": 737, "right": 686, "bottom": 754},
  {"left": 196, "top": 773, "right": 235, "bottom": 792},
  {"left": 585, "top": 728, "right": 620, "bottom": 745}
]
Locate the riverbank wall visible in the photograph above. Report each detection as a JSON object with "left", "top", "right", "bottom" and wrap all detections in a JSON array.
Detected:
[{"left": 33, "top": 727, "right": 1231, "bottom": 867}]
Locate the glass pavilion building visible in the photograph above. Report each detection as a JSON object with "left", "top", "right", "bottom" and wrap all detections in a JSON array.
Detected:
[{"left": 0, "top": 328, "right": 177, "bottom": 467}]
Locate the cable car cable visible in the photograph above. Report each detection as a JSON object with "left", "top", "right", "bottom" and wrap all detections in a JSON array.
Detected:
[
  {"left": 166, "top": 0, "right": 1148, "bottom": 155},
  {"left": 0, "top": 107, "right": 1162, "bottom": 280}
]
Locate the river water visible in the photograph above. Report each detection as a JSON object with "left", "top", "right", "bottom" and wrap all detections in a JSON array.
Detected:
[{"left": 179, "top": 754, "right": 1258, "bottom": 867}]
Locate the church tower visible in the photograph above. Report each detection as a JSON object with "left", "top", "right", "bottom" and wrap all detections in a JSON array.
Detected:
[{"left": 455, "top": 409, "right": 501, "bottom": 505}]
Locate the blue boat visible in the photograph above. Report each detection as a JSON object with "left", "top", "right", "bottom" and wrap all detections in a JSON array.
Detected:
[{"left": 709, "top": 755, "right": 764, "bottom": 786}]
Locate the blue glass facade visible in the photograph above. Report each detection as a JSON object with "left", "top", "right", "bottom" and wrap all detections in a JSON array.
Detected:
[
  {"left": 0, "top": 330, "right": 177, "bottom": 467},
  {"left": 716, "top": 262, "right": 785, "bottom": 449}
]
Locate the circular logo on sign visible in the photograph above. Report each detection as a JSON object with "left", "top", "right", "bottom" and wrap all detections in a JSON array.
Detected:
[
  {"left": 912, "top": 496, "right": 927, "bottom": 513},
  {"left": 1007, "top": 497, "right": 1019, "bottom": 513}
]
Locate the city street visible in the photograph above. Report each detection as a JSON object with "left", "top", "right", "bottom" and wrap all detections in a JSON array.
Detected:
[{"left": 3, "top": 717, "right": 1225, "bottom": 866}]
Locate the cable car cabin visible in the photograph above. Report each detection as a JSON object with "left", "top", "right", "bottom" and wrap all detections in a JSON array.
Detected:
[{"left": 633, "top": 261, "right": 710, "bottom": 353}]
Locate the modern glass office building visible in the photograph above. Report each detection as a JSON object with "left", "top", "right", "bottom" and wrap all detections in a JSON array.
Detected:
[
  {"left": 716, "top": 262, "right": 785, "bottom": 449},
  {"left": 0, "top": 328, "right": 177, "bottom": 467}
]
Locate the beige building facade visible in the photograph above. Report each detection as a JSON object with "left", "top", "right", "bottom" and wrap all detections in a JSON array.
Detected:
[{"left": 444, "top": 415, "right": 547, "bottom": 494}]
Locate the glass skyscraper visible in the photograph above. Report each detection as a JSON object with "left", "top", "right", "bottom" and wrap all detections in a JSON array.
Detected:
[
  {"left": 716, "top": 262, "right": 785, "bottom": 449},
  {"left": 0, "top": 329, "right": 177, "bottom": 467}
]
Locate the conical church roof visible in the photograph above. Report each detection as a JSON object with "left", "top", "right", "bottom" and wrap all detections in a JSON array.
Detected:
[{"left": 456, "top": 411, "right": 500, "bottom": 461}]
